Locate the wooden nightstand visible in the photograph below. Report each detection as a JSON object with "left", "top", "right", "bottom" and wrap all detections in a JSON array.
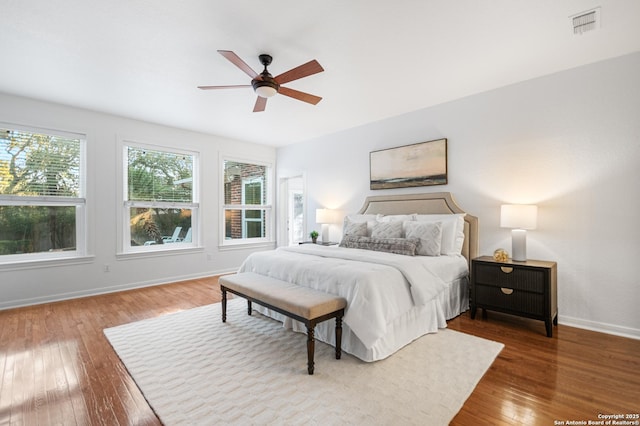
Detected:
[
  {"left": 299, "top": 241, "right": 338, "bottom": 246},
  {"left": 471, "top": 256, "right": 558, "bottom": 337}
]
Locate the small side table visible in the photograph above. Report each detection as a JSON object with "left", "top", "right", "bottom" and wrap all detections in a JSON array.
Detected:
[
  {"left": 299, "top": 241, "right": 338, "bottom": 246},
  {"left": 471, "top": 256, "right": 558, "bottom": 337}
]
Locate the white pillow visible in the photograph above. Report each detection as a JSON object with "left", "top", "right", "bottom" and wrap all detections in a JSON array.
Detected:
[
  {"left": 375, "top": 214, "right": 415, "bottom": 223},
  {"left": 404, "top": 221, "right": 442, "bottom": 256},
  {"left": 414, "top": 214, "right": 465, "bottom": 255},
  {"left": 371, "top": 221, "right": 403, "bottom": 239}
]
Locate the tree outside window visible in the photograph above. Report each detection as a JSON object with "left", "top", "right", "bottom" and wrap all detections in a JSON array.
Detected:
[
  {"left": 124, "top": 145, "right": 198, "bottom": 250},
  {"left": 0, "top": 126, "right": 85, "bottom": 260}
]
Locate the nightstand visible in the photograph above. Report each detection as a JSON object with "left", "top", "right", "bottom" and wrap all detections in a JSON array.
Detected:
[
  {"left": 299, "top": 241, "right": 338, "bottom": 246},
  {"left": 471, "top": 256, "right": 558, "bottom": 337}
]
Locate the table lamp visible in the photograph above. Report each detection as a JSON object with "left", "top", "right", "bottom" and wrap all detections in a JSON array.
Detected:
[
  {"left": 315, "top": 208, "right": 332, "bottom": 243},
  {"left": 500, "top": 204, "right": 537, "bottom": 261}
]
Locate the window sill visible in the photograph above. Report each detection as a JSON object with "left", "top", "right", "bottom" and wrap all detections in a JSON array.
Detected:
[
  {"left": 116, "top": 246, "right": 204, "bottom": 261},
  {"left": 218, "top": 241, "right": 276, "bottom": 252},
  {"left": 0, "top": 255, "right": 96, "bottom": 272}
]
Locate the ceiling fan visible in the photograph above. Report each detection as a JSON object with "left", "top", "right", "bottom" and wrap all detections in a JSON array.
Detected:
[{"left": 198, "top": 50, "right": 324, "bottom": 112}]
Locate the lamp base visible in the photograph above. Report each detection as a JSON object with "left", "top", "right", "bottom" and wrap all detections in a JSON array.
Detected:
[
  {"left": 511, "top": 229, "right": 527, "bottom": 261},
  {"left": 321, "top": 224, "right": 329, "bottom": 243}
]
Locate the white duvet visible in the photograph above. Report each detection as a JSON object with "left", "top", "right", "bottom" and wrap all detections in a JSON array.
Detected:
[{"left": 238, "top": 244, "right": 454, "bottom": 349}]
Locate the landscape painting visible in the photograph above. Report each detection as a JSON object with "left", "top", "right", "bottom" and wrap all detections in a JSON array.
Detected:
[{"left": 370, "top": 138, "right": 447, "bottom": 190}]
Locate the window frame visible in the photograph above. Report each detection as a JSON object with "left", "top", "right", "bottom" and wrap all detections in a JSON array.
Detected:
[
  {"left": 241, "top": 176, "right": 265, "bottom": 239},
  {"left": 120, "top": 140, "right": 200, "bottom": 254},
  {"left": 0, "top": 123, "right": 87, "bottom": 265},
  {"left": 220, "top": 155, "right": 274, "bottom": 248}
]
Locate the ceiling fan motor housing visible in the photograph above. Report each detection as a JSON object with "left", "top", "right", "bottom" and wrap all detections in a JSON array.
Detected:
[
  {"left": 252, "top": 75, "right": 279, "bottom": 98},
  {"left": 252, "top": 54, "right": 279, "bottom": 98}
]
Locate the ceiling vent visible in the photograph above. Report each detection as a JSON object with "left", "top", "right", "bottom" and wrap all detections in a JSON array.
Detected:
[{"left": 571, "top": 7, "right": 600, "bottom": 35}]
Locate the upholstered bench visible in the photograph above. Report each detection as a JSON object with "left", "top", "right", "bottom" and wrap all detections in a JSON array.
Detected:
[{"left": 219, "top": 272, "right": 347, "bottom": 375}]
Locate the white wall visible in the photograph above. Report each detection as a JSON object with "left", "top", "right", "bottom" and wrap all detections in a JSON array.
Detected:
[
  {"left": 0, "top": 93, "right": 276, "bottom": 309},
  {"left": 277, "top": 52, "right": 640, "bottom": 339}
]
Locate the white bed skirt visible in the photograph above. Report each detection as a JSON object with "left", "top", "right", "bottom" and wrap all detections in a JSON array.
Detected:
[{"left": 253, "top": 276, "right": 469, "bottom": 362}]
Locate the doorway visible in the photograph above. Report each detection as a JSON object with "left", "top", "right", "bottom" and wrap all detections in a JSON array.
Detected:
[{"left": 278, "top": 175, "right": 306, "bottom": 246}]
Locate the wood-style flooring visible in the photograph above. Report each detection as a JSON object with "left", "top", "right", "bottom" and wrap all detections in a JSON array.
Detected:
[{"left": 0, "top": 276, "right": 638, "bottom": 425}]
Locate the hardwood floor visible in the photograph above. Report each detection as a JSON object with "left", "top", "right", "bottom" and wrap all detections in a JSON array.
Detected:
[
  {"left": 0, "top": 277, "right": 220, "bottom": 426},
  {"left": 1, "top": 277, "right": 638, "bottom": 425},
  {"left": 449, "top": 312, "right": 640, "bottom": 425}
]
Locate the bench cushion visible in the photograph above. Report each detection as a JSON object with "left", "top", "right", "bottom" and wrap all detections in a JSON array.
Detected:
[{"left": 219, "top": 272, "right": 346, "bottom": 320}]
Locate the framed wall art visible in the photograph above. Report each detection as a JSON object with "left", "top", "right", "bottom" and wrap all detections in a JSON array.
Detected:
[{"left": 370, "top": 138, "right": 447, "bottom": 190}]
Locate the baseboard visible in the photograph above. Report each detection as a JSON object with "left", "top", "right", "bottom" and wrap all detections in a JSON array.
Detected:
[
  {"left": 559, "top": 315, "right": 640, "bottom": 340},
  {"left": 0, "top": 268, "right": 238, "bottom": 311}
]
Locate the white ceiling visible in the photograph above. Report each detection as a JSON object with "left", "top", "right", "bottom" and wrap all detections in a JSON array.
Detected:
[{"left": 2, "top": 1, "right": 640, "bottom": 147}]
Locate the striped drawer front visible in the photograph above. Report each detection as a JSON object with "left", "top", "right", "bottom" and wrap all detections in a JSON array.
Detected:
[
  {"left": 475, "top": 264, "right": 545, "bottom": 293},
  {"left": 475, "top": 285, "right": 544, "bottom": 316}
]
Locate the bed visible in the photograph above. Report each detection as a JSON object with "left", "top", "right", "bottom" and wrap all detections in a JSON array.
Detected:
[{"left": 238, "top": 192, "right": 478, "bottom": 362}]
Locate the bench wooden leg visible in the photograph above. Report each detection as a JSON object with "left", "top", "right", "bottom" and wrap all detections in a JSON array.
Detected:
[
  {"left": 335, "top": 315, "right": 343, "bottom": 360},
  {"left": 247, "top": 300, "right": 252, "bottom": 315},
  {"left": 221, "top": 287, "right": 227, "bottom": 323},
  {"left": 306, "top": 326, "right": 315, "bottom": 375}
]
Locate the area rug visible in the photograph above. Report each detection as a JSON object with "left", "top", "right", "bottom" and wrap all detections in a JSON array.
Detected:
[{"left": 104, "top": 298, "right": 503, "bottom": 425}]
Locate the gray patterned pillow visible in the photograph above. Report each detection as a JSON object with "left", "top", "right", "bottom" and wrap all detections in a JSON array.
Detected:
[
  {"left": 343, "top": 220, "right": 368, "bottom": 237},
  {"left": 344, "top": 214, "right": 377, "bottom": 235},
  {"left": 339, "top": 235, "right": 419, "bottom": 256},
  {"left": 405, "top": 221, "right": 443, "bottom": 256},
  {"left": 371, "top": 221, "right": 403, "bottom": 239}
]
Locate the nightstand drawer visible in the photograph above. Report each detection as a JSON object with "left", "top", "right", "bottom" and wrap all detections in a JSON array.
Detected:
[
  {"left": 475, "top": 285, "right": 544, "bottom": 316},
  {"left": 474, "top": 263, "right": 544, "bottom": 293}
]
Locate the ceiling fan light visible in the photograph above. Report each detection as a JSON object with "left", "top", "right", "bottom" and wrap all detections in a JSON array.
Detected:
[{"left": 255, "top": 85, "right": 278, "bottom": 98}]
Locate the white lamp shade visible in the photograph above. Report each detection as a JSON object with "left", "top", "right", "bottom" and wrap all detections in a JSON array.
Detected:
[
  {"left": 255, "top": 85, "right": 277, "bottom": 98},
  {"left": 500, "top": 204, "right": 537, "bottom": 230},
  {"left": 316, "top": 208, "right": 333, "bottom": 224}
]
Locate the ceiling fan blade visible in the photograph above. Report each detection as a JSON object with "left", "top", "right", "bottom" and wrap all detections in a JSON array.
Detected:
[
  {"left": 197, "top": 85, "right": 252, "bottom": 90},
  {"left": 217, "top": 50, "right": 259, "bottom": 79},
  {"left": 253, "top": 96, "right": 267, "bottom": 112},
  {"left": 274, "top": 60, "right": 324, "bottom": 84},
  {"left": 278, "top": 87, "right": 322, "bottom": 105}
]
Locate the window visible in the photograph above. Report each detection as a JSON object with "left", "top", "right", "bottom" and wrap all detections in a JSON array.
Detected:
[
  {"left": 0, "top": 124, "right": 86, "bottom": 262},
  {"left": 124, "top": 144, "right": 198, "bottom": 252},
  {"left": 222, "top": 158, "right": 273, "bottom": 245}
]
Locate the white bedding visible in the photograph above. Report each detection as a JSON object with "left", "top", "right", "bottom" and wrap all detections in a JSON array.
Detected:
[{"left": 238, "top": 244, "right": 469, "bottom": 361}]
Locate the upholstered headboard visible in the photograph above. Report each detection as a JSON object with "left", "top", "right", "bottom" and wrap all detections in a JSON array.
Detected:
[{"left": 357, "top": 192, "right": 479, "bottom": 267}]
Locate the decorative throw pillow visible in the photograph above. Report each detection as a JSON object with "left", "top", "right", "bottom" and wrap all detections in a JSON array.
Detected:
[
  {"left": 414, "top": 214, "right": 465, "bottom": 255},
  {"left": 371, "top": 221, "right": 403, "bottom": 239},
  {"left": 340, "top": 235, "right": 419, "bottom": 256},
  {"left": 344, "top": 214, "right": 377, "bottom": 235},
  {"left": 342, "top": 220, "right": 368, "bottom": 237},
  {"left": 404, "top": 221, "right": 443, "bottom": 256}
]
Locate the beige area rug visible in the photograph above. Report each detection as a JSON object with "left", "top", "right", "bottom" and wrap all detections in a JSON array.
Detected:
[{"left": 104, "top": 298, "right": 503, "bottom": 425}]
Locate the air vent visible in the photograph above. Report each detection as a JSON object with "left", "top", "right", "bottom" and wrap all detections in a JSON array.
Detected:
[{"left": 571, "top": 7, "right": 600, "bottom": 35}]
